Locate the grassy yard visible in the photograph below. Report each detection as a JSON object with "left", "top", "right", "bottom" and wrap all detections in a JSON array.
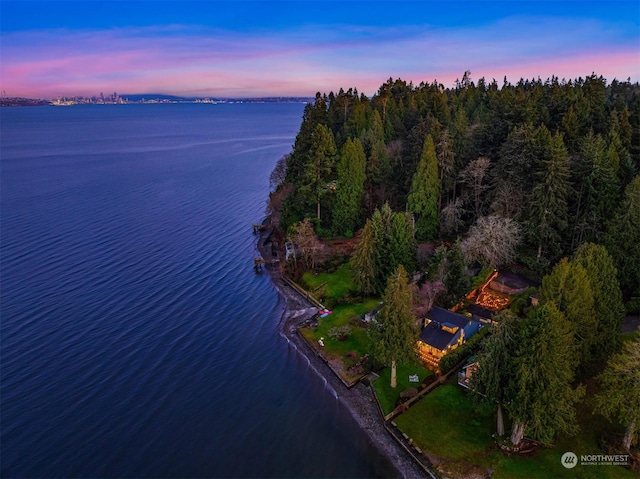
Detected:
[
  {"left": 300, "top": 300, "right": 381, "bottom": 354},
  {"left": 299, "top": 262, "right": 381, "bottom": 380},
  {"left": 372, "top": 363, "right": 434, "bottom": 415},
  {"left": 395, "top": 382, "right": 637, "bottom": 479},
  {"left": 302, "top": 262, "right": 354, "bottom": 304}
]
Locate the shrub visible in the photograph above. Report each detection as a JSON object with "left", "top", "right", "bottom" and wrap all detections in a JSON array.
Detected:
[
  {"left": 328, "top": 325, "right": 351, "bottom": 341},
  {"left": 518, "top": 252, "right": 551, "bottom": 281},
  {"left": 509, "top": 286, "right": 537, "bottom": 316},
  {"left": 470, "top": 266, "right": 495, "bottom": 290},
  {"left": 438, "top": 326, "right": 492, "bottom": 374}
]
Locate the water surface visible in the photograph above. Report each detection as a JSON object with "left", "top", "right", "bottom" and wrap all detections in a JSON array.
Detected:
[{"left": 1, "top": 104, "right": 391, "bottom": 478}]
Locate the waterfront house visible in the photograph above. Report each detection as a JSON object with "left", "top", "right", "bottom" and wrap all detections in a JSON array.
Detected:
[{"left": 417, "top": 307, "right": 482, "bottom": 371}]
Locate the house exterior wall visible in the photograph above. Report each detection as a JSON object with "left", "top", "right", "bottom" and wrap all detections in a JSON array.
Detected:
[
  {"left": 417, "top": 329, "right": 463, "bottom": 371},
  {"left": 463, "top": 320, "right": 481, "bottom": 339}
]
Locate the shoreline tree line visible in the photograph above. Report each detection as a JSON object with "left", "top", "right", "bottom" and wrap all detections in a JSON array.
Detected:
[
  {"left": 267, "top": 72, "right": 639, "bottom": 452},
  {"left": 271, "top": 73, "right": 638, "bottom": 298}
]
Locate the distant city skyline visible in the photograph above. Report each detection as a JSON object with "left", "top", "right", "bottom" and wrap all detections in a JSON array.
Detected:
[{"left": 1, "top": 1, "right": 639, "bottom": 99}]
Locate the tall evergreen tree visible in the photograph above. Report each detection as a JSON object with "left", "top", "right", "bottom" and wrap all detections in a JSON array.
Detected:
[
  {"left": 561, "top": 105, "right": 580, "bottom": 152},
  {"left": 444, "top": 238, "right": 470, "bottom": 306},
  {"left": 343, "top": 92, "right": 371, "bottom": 141},
  {"left": 605, "top": 175, "right": 640, "bottom": 296},
  {"left": 372, "top": 204, "right": 416, "bottom": 294},
  {"left": 351, "top": 203, "right": 416, "bottom": 295},
  {"left": 286, "top": 93, "right": 329, "bottom": 183},
  {"left": 371, "top": 203, "right": 397, "bottom": 294},
  {"left": 350, "top": 217, "right": 377, "bottom": 295},
  {"left": 508, "top": 304, "right": 584, "bottom": 446},
  {"left": 582, "top": 74, "right": 608, "bottom": 135},
  {"left": 593, "top": 337, "right": 640, "bottom": 451},
  {"left": 493, "top": 123, "right": 538, "bottom": 195},
  {"left": 436, "top": 130, "right": 456, "bottom": 216},
  {"left": 360, "top": 111, "right": 390, "bottom": 213},
  {"left": 528, "top": 132, "right": 572, "bottom": 259},
  {"left": 389, "top": 211, "right": 417, "bottom": 276},
  {"left": 369, "top": 265, "right": 418, "bottom": 388},
  {"left": 470, "top": 311, "right": 519, "bottom": 437},
  {"left": 407, "top": 134, "right": 440, "bottom": 241},
  {"left": 450, "top": 105, "right": 470, "bottom": 170},
  {"left": 573, "top": 243, "right": 625, "bottom": 363},
  {"left": 332, "top": 138, "right": 366, "bottom": 236},
  {"left": 299, "top": 124, "right": 336, "bottom": 222},
  {"left": 539, "top": 258, "right": 597, "bottom": 372},
  {"left": 571, "top": 131, "right": 619, "bottom": 246}
]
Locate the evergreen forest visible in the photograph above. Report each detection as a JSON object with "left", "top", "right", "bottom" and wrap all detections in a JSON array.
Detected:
[
  {"left": 271, "top": 72, "right": 639, "bottom": 301},
  {"left": 267, "top": 73, "right": 640, "bottom": 461}
]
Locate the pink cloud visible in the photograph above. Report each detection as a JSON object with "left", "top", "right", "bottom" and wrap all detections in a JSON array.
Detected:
[{"left": 1, "top": 18, "right": 637, "bottom": 98}]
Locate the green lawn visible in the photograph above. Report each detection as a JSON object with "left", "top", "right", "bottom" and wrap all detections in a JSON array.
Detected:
[
  {"left": 372, "top": 363, "right": 434, "bottom": 415},
  {"left": 300, "top": 261, "right": 379, "bottom": 363},
  {"left": 299, "top": 299, "right": 381, "bottom": 374},
  {"left": 302, "top": 263, "right": 354, "bottom": 303},
  {"left": 395, "top": 382, "right": 637, "bottom": 479}
]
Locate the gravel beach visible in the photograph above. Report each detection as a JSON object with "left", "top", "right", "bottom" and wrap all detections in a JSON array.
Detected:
[{"left": 256, "top": 228, "right": 429, "bottom": 479}]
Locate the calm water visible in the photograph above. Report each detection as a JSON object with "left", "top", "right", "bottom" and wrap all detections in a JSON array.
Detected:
[{"left": 0, "top": 104, "right": 391, "bottom": 478}]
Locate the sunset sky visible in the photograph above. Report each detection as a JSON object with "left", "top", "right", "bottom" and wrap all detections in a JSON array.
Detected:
[{"left": 2, "top": 1, "right": 639, "bottom": 98}]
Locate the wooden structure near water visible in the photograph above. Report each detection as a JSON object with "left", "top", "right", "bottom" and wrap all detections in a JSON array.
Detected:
[{"left": 253, "top": 256, "right": 279, "bottom": 269}]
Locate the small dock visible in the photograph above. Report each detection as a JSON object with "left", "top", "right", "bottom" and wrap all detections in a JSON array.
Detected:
[{"left": 253, "top": 256, "right": 280, "bottom": 269}]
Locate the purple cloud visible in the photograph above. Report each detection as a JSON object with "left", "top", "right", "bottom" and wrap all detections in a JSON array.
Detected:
[{"left": 1, "top": 16, "right": 637, "bottom": 98}]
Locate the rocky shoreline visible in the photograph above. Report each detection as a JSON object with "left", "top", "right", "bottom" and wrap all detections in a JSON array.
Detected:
[{"left": 256, "top": 226, "right": 429, "bottom": 479}]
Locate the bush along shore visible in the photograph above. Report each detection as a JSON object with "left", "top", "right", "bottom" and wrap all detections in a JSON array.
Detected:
[{"left": 254, "top": 222, "right": 433, "bottom": 479}]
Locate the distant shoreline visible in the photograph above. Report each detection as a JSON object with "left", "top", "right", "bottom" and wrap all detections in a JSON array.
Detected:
[
  {"left": 0, "top": 97, "right": 314, "bottom": 107},
  {"left": 255, "top": 222, "right": 429, "bottom": 479}
]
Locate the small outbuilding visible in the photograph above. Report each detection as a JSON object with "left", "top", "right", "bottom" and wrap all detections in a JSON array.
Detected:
[{"left": 458, "top": 358, "right": 479, "bottom": 389}]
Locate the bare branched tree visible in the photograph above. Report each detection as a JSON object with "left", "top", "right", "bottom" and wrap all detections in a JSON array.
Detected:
[
  {"left": 269, "top": 154, "right": 289, "bottom": 191},
  {"left": 440, "top": 197, "right": 465, "bottom": 236},
  {"left": 462, "top": 214, "right": 522, "bottom": 268},
  {"left": 491, "top": 183, "right": 525, "bottom": 219},
  {"left": 412, "top": 280, "right": 445, "bottom": 319},
  {"left": 266, "top": 183, "right": 292, "bottom": 228},
  {"left": 288, "top": 218, "right": 327, "bottom": 270},
  {"left": 459, "top": 156, "right": 490, "bottom": 220}
]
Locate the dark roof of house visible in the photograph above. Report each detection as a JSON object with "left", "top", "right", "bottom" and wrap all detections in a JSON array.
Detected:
[
  {"left": 466, "top": 304, "right": 495, "bottom": 319},
  {"left": 427, "top": 306, "right": 473, "bottom": 328},
  {"left": 419, "top": 321, "right": 458, "bottom": 351}
]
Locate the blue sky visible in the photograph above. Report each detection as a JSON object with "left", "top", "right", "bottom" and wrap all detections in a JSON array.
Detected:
[{"left": 2, "top": 1, "right": 638, "bottom": 98}]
